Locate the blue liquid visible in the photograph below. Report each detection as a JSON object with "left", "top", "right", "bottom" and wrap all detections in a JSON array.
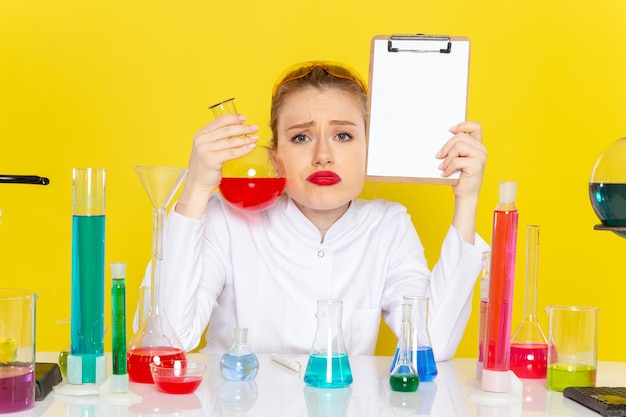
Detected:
[
  {"left": 71, "top": 215, "right": 105, "bottom": 384},
  {"left": 304, "top": 353, "right": 353, "bottom": 388},
  {"left": 589, "top": 183, "right": 626, "bottom": 238},
  {"left": 389, "top": 347, "right": 438, "bottom": 382},
  {"left": 220, "top": 353, "right": 259, "bottom": 381}
]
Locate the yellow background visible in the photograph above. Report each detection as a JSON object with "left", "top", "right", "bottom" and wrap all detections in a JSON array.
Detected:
[{"left": 1, "top": 0, "right": 625, "bottom": 360}]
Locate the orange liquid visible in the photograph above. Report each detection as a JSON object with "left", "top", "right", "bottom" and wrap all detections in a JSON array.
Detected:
[
  {"left": 219, "top": 177, "right": 285, "bottom": 212},
  {"left": 127, "top": 347, "right": 186, "bottom": 383}
]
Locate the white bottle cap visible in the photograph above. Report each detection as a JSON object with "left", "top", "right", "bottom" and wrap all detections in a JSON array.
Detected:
[
  {"left": 499, "top": 181, "right": 517, "bottom": 204},
  {"left": 110, "top": 262, "right": 126, "bottom": 280}
]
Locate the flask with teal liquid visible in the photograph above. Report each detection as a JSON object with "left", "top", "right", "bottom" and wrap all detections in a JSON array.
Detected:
[{"left": 304, "top": 299, "right": 353, "bottom": 388}]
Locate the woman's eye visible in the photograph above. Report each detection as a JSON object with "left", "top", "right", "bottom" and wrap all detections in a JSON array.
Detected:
[
  {"left": 336, "top": 132, "right": 353, "bottom": 142},
  {"left": 291, "top": 134, "right": 309, "bottom": 143}
]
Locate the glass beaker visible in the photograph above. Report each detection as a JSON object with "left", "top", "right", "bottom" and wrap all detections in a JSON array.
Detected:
[
  {"left": 126, "top": 166, "right": 188, "bottom": 383},
  {"left": 389, "top": 295, "right": 438, "bottom": 382},
  {"left": 0, "top": 288, "right": 38, "bottom": 413},
  {"left": 304, "top": 299, "right": 353, "bottom": 388},
  {"left": 389, "top": 304, "right": 419, "bottom": 392},
  {"left": 510, "top": 225, "right": 548, "bottom": 379},
  {"left": 545, "top": 305, "right": 599, "bottom": 392},
  {"left": 209, "top": 98, "right": 286, "bottom": 212},
  {"left": 67, "top": 167, "right": 106, "bottom": 385}
]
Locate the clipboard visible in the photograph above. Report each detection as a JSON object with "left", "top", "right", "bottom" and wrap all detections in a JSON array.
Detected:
[{"left": 366, "top": 34, "right": 471, "bottom": 184}]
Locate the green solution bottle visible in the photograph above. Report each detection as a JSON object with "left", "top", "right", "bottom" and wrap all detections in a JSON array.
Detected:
[
  {"left": 390, "top": 303, "right": 419, "bottom": 392},
  {"left": 110, "top": 262, "right": 128, "bottom": 393}
]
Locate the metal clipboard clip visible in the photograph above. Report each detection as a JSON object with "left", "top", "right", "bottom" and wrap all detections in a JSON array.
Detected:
[{"left": 387, "top": 34, "right": 452, "bottom": 54}]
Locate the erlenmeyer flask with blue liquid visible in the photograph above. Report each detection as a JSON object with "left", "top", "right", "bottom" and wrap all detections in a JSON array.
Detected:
[{"left": 389, "top": 295, "right": 438, "bottom": 382}]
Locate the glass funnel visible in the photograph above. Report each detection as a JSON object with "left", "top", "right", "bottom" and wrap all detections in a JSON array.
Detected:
[
  {"left": 209, "top": 98, "right": 286, "bottom": 212},
  {"left": 509, "top": 225, "right": 548, "bottom": 379},
  {"left": 126, "top": 166, "right": 188, "bottom": 383},
  {"left": 589, "top": 136, "right": 626, "bottom": 238}
]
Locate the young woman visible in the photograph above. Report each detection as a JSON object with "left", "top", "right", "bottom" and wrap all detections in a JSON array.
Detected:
[{"left": 157, "top": 61, "right": 489, "bottom": 360}]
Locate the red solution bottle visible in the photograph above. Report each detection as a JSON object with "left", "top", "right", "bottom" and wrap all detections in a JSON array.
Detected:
[
  {"left": 509, "top": 225, "right": 548, "bottom": 379},
  {"left": 481, "top": 181, "right": 519, "bottom": 392}
]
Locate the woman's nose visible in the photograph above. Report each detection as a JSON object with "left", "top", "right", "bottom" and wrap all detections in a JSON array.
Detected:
[{"left": 312, "top": 139, "right": 333, "bottom": 166}]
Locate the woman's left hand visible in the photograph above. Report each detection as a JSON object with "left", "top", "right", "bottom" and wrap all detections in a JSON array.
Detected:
[{"left": 436, "top": 121, "right": 487, "bottom": 203}]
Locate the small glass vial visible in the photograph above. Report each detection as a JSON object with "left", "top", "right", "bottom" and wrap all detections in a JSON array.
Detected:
[
  {"left": 220, "top": 328, "right": 259, "bottom": 381},
  {"left": 110, "top": 262, "right": 129, "bottom": 393},
  {"left": 389, "top": 304, "right": 419, "bottom": 392}
]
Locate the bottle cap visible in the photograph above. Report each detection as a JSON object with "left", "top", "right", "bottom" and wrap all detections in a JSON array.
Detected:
[
  {"left": 110, "top": 262, "right": 126, "bottom": 280},
  {"left": 499, "top": 181, "right": 517, "bottom": 204}
]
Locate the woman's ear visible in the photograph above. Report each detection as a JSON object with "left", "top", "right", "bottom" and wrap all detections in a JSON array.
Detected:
[{"left": 269, "top": 147, "right": 284, "bottom": 177}]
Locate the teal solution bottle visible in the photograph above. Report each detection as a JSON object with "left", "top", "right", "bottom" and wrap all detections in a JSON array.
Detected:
[
  {"left": 304, "top": 299, "right": 353, "bottom": 388},
  {"left": 390, "top": 304, "right": 419, "bottom": 392},
  {"left": 68, "top": 168, "right": 106, "bottom": 385},
  {"left": 110, "top": 262, "right": 128, "bottom": 392}
]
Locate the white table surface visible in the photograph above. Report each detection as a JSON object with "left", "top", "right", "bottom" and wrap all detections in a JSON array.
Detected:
[{"left": 11, "top": 352, "right": 626, "bottom": 417}]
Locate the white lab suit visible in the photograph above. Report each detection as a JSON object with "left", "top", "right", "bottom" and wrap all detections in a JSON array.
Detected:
[{"left": 156, "top": 193, "right": 489, "bottom": 361}]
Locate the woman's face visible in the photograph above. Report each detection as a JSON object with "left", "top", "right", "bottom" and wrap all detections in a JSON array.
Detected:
[{"left": 272, "top": 87, "right": 366, "bottom": 213}]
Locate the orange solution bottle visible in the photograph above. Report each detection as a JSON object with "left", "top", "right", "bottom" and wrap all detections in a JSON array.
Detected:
[{"left": 481, "top": 181, "right": 519, "bottom": 392}]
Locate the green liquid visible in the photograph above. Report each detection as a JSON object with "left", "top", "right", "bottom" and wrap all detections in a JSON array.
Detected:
[
  {"left": 389, "top": 373, "right": 419, "bottom": 392},
  {"left": 547, "top": 363, "right": 596, "bottom": 392},
  {"left": 70, "top": 215, "right": 105, "bottom": 383},
  {"left": 304, "top": 353, "right": 353, "bottom": 388},
  {"left": 111, "top": 279, "right": 126, "bottom": 375}
]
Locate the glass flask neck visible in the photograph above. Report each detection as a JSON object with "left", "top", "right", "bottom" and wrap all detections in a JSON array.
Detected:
[{"left": 523, "top": 225, "right": 540, "bottom": 318}]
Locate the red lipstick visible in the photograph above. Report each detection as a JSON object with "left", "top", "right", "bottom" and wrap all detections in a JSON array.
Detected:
[{"left": 307, "top": 171, "right": 341, "bottom": 186}]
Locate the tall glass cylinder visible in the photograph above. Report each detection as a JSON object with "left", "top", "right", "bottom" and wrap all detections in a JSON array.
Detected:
[
  {"left": 67, "top": 168, "right": 106, "bottom": 385},
  {"left": 481, "top": 181, "right": 518, "bottom": 393}
]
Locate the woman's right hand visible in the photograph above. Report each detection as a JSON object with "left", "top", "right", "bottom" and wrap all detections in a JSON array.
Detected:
[{"left": 176, "top": 114, "right": 258, "bottom": 219}]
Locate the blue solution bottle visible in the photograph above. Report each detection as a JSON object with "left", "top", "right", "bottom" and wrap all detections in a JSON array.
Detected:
[
  {"left": 389, "top": 296, "right": 438, "bottom": 382},
  {"left": 220, "top": 328, "right": 259, "bottom": 381}
]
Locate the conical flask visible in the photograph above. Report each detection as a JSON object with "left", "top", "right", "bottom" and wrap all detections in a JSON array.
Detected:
[
  {"left": 389, "top": 304, "right": 419, "bottom": 392},
  {"left": 209, "top": 98, "right": 285, "bottom": 212},
  {"left": 389, "top": 295, "right": 438, "bottom": 382},
  {"left": 127, "top": 166, "right": 188, "bottom": 383},
  {"left": 509, "top": 225, "right": 548, "bottom": 379},
  {"left": 304, "top": 299, "right": 353, "bottom": 388}
]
